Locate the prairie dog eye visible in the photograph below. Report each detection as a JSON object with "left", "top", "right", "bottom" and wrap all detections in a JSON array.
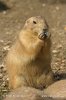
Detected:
[{"left": 33, "top": 21, "right": 37, "bottom": 24}]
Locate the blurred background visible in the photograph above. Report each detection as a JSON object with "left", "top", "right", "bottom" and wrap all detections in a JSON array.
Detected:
[{"left": 0, "top": 0, "right": 66, "bottom": 99}]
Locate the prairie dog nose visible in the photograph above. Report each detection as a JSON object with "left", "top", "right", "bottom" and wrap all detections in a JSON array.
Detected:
[
  {"left": 43, "top": 29, "right": 48, "bottom": 38},
  {"left": 38, "top": 28, "right": 50, "bottom": 40}
]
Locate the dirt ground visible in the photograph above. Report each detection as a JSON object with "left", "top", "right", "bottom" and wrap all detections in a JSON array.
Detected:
[{"left": 0, "top": 0, "right": 66, "bottom": 99}]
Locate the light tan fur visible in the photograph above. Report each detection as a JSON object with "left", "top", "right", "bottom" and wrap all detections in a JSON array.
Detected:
[{"left": 6, "top": 16, "right": 54, "bottom": 90}]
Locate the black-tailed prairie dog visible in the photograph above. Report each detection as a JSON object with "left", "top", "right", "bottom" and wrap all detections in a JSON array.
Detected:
[
  {"left": 6, "top": 16, "right": 54, "bottom": 89},
  {"left": 43, "top": 80, "right": 66, "bottom": 99}
]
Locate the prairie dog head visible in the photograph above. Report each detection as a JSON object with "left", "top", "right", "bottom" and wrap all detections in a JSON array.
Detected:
[{"left": 24, "top": 16, "right": 50, "bottom": 40}]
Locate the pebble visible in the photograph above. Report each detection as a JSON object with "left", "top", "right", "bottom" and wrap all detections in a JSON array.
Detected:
[
  {"left": 56, "top": 44, "right": 62, "bottom": 49},
  {"left": 2, "top": 89, "right": 8, "bottom": 92},
  {"left": 61, "top": 63, "right": 65, "bottom": 67},
  {"left": 0, "top": 64, "right": 4, "bottom": 69},
  {"left": 6, "top": 31, "right": 12, "bottom": 35},
  {"left": 56, "top": 6, "right": 60, "bottom": 10},
  {"left": 1, "top": 82, "right": 6, "bottom": 87},
  {"left": 62, "top": 60, "right": 66, "bottom": 63},
  {"left": 3, "top": 67, "right": 7, "bottom": 73},
  {"left": 6, "top": 77, "right": 9, "bottom": 81},
  {"left": 55, "top": 62, "right": 59, "bottom": 66},
  {"left": 3, "top": 46, "right": 10, "bottom": 51},
  {"left": 3, "top": 11, "right": 7, "bottom": 15},
  {"left": 42, "top": 3, "right": 46, "bottom": 7},
  {"left": 52, "top": 50, "right": 59, "bottom": 53},
  {"left": 0, "top": 40, "right": 4, "bottom": 43},
  {"left": 4, "top": 41, "right": 11, "bottom": 46}
]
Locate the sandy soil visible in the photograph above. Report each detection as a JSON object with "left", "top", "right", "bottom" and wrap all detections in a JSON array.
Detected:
[{"left": 0, "top": 0, "right": 66, "bottom": 99}]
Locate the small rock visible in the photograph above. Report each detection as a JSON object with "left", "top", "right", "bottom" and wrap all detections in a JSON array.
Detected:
[
  {"left": 61, "top": 63, "right": 65, "bottom": 67},
  {"left": 3, "top": 46, "right": 10, "bottom": 51},
  {"left": 2, "top": 89, "right": 8, "bottom": 92},
  {"left": 57, "top": 44, "right": 62, "bottom": 49},
  {"left": 3, "top": 67, "right": 7, "bottom": 73},
  {"left": 1, "top": 82, "right": 6, "bottom": 87},
  {"left": 56, "top": 6, "right": 60, "bottom": 10},
  {"left": 4, "top": 41, "right": 12, "bottom": 46},
  {"left": 55, "top": 62, "right": 59, "bottom": 66},
  {"left": 0, "top": 40, "right": 4, "bottom": 43},
  {"left": 0, "top": 64, "right": 4, "bottom": 69},
  {"left": 6, "top": 31, "right": 12, "bottom": 35},
  {"left": 42, "top": 3, "right": 46, "bottom": 7},
  {"left": 52, "top": 50, "right": 59, "bottom": 53},
  {"left": 62, "top": 60, "right": 65, "bottom": 63},
  {"left": 6, "top": 78, "right": 9, "bottom": 82},
  {"left": 3, "top": 11, "right": 7, "bottom": 14}
]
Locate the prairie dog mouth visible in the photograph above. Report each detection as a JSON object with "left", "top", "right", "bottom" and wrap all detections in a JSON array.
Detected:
[{"left": 38, "top": 32, "right": 49, "bottom": 40}]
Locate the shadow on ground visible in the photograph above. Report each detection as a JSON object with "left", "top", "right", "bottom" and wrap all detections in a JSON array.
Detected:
[
  {"left": 0, "top": 1, "right": 10, "bottom": 12},
  {"left": 54, "top": 73, "right": 66, "bottom": 81}
]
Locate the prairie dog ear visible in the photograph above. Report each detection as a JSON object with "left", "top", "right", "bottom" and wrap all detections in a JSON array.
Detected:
[
  {"left": 23, "top": 20, "right": 29, "bottom": 29},
  {"left": 24, "top": 18, "right": 31, "bottom": 28},
  {"left": 25, "top": 17, "right": 37, "bottom": 25},
  {"left": 23, "top": 18, "right": 34, "bottom": 29},
  {"left": 26, "top": 19, "right": 30, "bottom": 24}
]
